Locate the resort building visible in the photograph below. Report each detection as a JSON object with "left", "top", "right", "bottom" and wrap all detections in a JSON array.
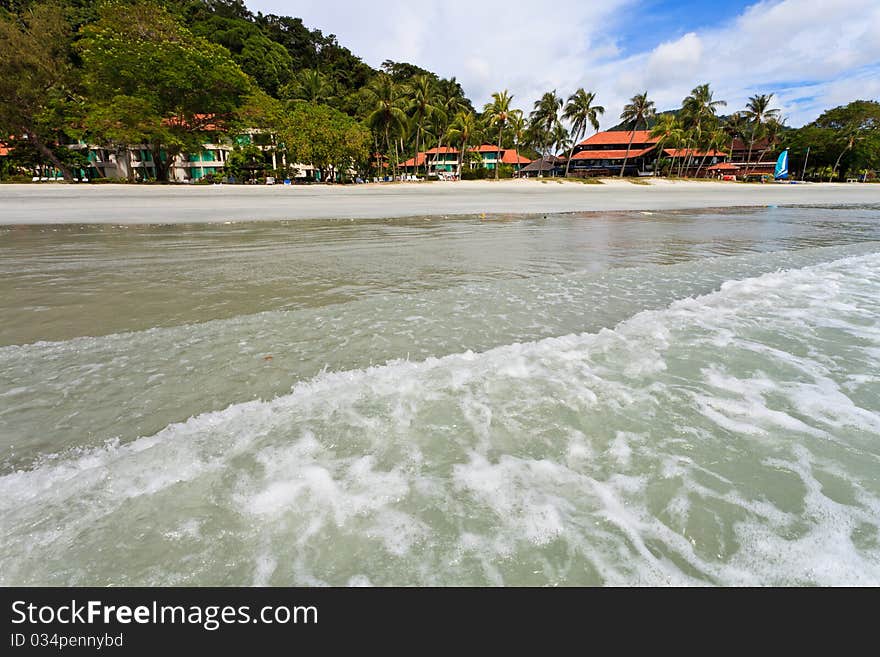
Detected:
[
  {"left": 519, "top": 155, "right": 566, "bottom": 177},
  {"left": 401, "top": 145, "right": 530, "bottom": 174},
  {"left": 426, "top": 146, "right": 459, "bottom": 173},
  {"left": 657, "top": 148, "right": 727, "bottom": 176},
  {"left": 566, "top": 130, "right": 661, "bottom": 177},
  {"left": 559, "top": 130, "right": 779, "bottom": 179},
  {"left": 725, "top": 137, "right": 778, "bottom": 177}
]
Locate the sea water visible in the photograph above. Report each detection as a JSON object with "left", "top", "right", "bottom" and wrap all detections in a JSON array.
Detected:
[{"left": 1, "top": 205, "right": 879, "bottom": 585}]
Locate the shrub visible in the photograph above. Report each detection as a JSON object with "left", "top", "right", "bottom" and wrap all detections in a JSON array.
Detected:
[{"left": 0, "top": 174, "right": 34, "bottom": 183}]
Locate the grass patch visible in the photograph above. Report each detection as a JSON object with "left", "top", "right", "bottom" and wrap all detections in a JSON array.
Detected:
[{"left": 627, "top": 178, "right": 651, "bottom": 185}]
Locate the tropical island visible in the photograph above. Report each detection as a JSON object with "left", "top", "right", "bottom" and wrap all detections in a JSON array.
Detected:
[
  {"left": 1, "top": 0, "right": 878, "bottom": 186},
  {"left": 2, "top": 0, "right": 880, "bottom": 596}
]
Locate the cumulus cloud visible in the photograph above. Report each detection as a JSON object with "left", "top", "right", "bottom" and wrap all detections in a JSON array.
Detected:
[
  {"left": 252, "top": 0, "right": 631, "bottom": 108},
  {"left": 250, "top": 0, "right": 880, "bottom": 127}
]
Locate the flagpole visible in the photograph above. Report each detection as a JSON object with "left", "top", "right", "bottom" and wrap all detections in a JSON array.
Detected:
[{"left": 801, "top": 146, "right": 810, "bottom": 181}]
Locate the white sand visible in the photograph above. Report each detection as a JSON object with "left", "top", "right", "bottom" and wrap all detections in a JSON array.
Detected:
[{"left": 0, "top": 179, "right": 878, "bottom": 224}]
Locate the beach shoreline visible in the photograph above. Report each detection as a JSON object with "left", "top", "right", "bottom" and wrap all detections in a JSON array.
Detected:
[{"left": 1, "top": 178, "right": 878, "bottom": 225}]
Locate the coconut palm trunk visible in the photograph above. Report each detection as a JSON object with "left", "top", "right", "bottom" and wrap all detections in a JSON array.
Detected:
[
  {"left": 830, "top": 142, "right": 853, "bottom": 181},
  {"left": 414, "top": 126, "right": 421, "bottom": 176},
  {"left": 25, "top": 130, "right": 74, "bottom": 182},
  {"left": 652, "top": 139, "right": 666, "bottom": 176},
  {"left": 565, "top": 142, "right": 576, "bottom": 178},
  {"left": 745, "top": 135, "right": 756, "bottom": 177},
  {"left": 457, "top": 140, "right": 465, "bottom": 177},
  {"left": 619, "top": 129, "right": 636, "bottom": 177},
  {"left": 495, "top": 127, "right": 503, "bottom": 180}
]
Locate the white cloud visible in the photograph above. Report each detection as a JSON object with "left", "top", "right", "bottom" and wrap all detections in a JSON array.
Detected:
[
  {"left": 645, "top": 33, "right": 703, "bottom": 87},
  {"left": 251, "top": 0, "right": 632, "bottom": 109},
  {"left": 249, "top": 0, "right": 880, "bottom": 127}
]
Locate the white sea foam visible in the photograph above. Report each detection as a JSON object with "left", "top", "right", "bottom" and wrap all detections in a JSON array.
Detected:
[{"left": 1, "top": 251, "right": 879, "bottom": 585}]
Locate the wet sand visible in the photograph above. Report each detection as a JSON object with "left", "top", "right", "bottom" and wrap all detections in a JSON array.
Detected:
[{"left": 0, "top": 178, "right": 878, "bottom": 224}]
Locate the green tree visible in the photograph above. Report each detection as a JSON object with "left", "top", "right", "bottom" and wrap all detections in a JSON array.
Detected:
[
  {"left": 742, "top": 93, "right": 780, "bottom": 175},
  {"left": 0, "top": 3, "right": 78, "bottom": 180},
  {"left": 682, "top": 83, "right": 726, "bottom": 175},
  {"left": 754, "top": 116, "right": 786, "bottom": 169},
  {"left": 281, "top": 69, "right": 336, "bottom": 105},
  {"left": 529, "top": 91, "right": 563, "bottom": 159},
  {"left": 185, "top": 9, "right": 293, "bottom": 96},
  {"left": 78, "top": 0, "right": 252, "bottom": 181},
  {"left": 649, "top": 114, "right": 679, "bottom": 176},
  {"left": 225, "top": 143, "right": 267, "bottom": 183},
  {"left": 506, "top": 109, "right": 527, "bottom": 154},
  {"left": 697, "top": 126, "right": 730, "bottom": 178},
  {"left": 723, "top": 112, "right": 747, "bottom": 164},
  {"left": 562, "top": 88, "right": 604, "bottom": 177},
  {"left": 81, "top": 95, "right": 166, "bottom": 181},
  {"left": 814, "top": 100, "right": 880, "bottom": 180},
  {"left": 550, "top": 122, "right": 571, "bottom": 157},
  {"left": 430, "top": 78, "right": 467, "bottom": 173},
  {"left": 830, "top": 130, "right": 863, "bottom": 181},
  {"left": 364, "top": 74, "right": 408, "bottom": 178},
  {"left": 446, "top": 110, "right": 480, "bottom": 177},
  {"left": 619, "top": 91, "right": 655, "bottom": 177},
  {"left": 484, "top": 90, "right": 514, "bottom": 180},
  {"left": 278, "top": 102, "right": 371, "bottom": 181},
  {"left": 408, "top": 75, "right": 442, "bottom": 174}
]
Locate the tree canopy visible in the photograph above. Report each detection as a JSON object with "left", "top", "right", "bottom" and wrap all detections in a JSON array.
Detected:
[{"left": 0, "top": 0, "right": 876, "bottom": 183}]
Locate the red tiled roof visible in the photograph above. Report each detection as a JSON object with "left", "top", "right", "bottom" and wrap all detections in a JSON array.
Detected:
[
  {"left": 579, "top": 130, "right": 659, "bottom": 146},
  {"left": 707, "top": 162, "right": 740, "bottom": 170},
  {"left": 470, "top": 144, "right": 501, "bottom": 153},
  {"left": 500, "top": 150, "right": 531, "bottom": 165},
  {"left": 663, "top": 148, "right": 726, "bottom": 158},
  {"left": 162, "top": 113, "right": 220, "bottom": 131},
  {"left": 731, "top": 137, "right": 771, "bottom": 151},
  {"left": 570, "top": 147, "right": 655, "bottom": 161},
  {"left": 425, "top": 146, "right": 458, "bottom": 154},
  {"left": 401, "top": 153, "right": 427, "bottom": 167}
]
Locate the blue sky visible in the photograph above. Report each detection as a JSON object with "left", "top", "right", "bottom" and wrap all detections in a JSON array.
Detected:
[
  {"left": 248, "top": 0, "right": 880, "bottom": 128},
  {"left": 608, "top": 1, "right": 754, "bottom": 56}
]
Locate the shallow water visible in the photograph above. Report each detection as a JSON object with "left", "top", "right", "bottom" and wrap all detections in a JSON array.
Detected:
[{"left": 1, "top": 206, "right": 879, "bottom": 585}]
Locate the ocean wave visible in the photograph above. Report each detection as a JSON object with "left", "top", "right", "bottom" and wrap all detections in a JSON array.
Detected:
[
  {"left": 3, "top": 242, "right": 879, "bottom": 470},
  {"left": 2, "top": 251, "right": 879, "bottom": 585}
]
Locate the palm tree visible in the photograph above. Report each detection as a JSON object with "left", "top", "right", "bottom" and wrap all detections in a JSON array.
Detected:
[
  {"left": 446, "top": 110, "right": 479, "bottom": 177},
  {"left": 507, "top": 109, "right": 526, "bottom": 152},
  {"left": 830, "top": 129, "right": 862, "bottom": 181},
  {"left": 551, "top": 122, "right": 571, "bottom": 158},
  {"left": 696, "top": 127, "right": 730, "bottom": 178},
  {"left": 484, "top": 90, "right": 514, "bottom": 180},
  {"left": 562, "top": 88, "right": 604, "bottom": 177},
  {"left": 724, "top": 112, "right": 746, "bottom": 166},
  {"left": 755, "top": 116, "right": 786, "bottom": 169},
  {"left": 619, "top": 91, "right": 655, "bottom": 177},
  {"left": 432, "top": 79, "right": 466, "bottom": 174},
  {"left": 282, "top": 69, "right": 335, "bottom": 104},
  {"left": 364, "top": 74, "right": 408, "bottom": 179},
  {"left": 742, "top": 93, "right": 780, "bottom": 175},
  {"left": 529, "top": 91, "right": 563, "bottom": 160},
  {"left": 681, "top": 83, "right": 725, "bottom": 176},
  {"left": 408, "top": 75, "right": 442, "bottom": 175},
  {"left": 649, "top": 114, "right": 678, "bottom": 176}
]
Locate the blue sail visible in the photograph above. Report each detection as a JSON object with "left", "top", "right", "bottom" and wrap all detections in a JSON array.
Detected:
[{"left": 774, "top": 149, "right": 789, "bottom": 180}]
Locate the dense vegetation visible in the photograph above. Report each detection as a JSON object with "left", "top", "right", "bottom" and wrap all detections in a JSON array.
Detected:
[{"left": 0, "top": 0, "right": 877, "bottom": 182}]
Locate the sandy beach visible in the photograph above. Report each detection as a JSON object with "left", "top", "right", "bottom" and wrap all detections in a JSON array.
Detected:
[{"left": 0, "top": 178, "right": 878, "bottom": 224}]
